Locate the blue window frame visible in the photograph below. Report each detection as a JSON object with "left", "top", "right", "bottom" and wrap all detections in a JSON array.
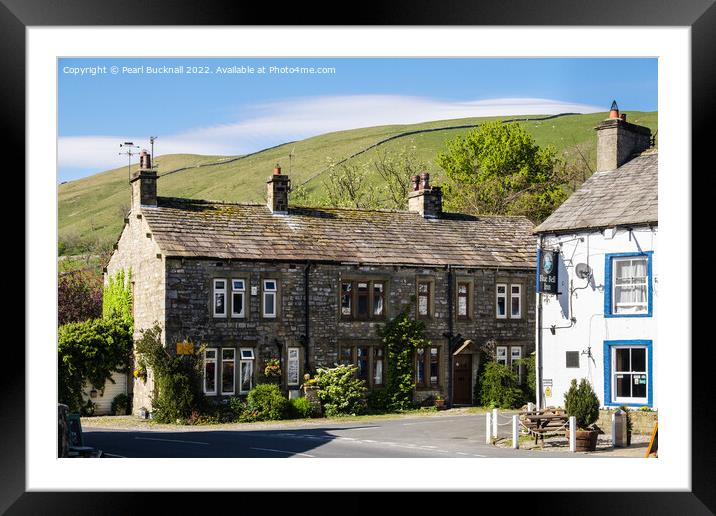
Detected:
[
  {"left": 603, "top": 340, "right": 653, "bottom": 407},
  {"left": 604, "top": 251, "right": 653, "bottom": 318}
]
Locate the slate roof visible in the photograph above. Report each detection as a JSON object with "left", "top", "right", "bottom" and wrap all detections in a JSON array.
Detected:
[
  {"left": 534, "top": 150, "right": 658, "bottom": 234},
  {"left": 141, "top": 198, "right": 536, "bottom": 269}
]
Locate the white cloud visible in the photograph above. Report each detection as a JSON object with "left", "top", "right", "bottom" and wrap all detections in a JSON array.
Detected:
[{"left": 58, "top": 95, "right": 602, "bottom": 176}]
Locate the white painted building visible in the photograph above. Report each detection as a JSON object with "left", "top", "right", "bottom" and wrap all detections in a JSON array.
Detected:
[{"left": 534, "top": 103, "right": 657, "bottom": 410}]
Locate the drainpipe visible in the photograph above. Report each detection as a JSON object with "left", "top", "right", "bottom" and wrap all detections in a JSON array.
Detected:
[
  {"left": 446, "top": 264, "right": 454, "bottom": 408},
  {"left": 301, "top": 262, "right": 312, "bottom": 374},
  {"left": 536, "top": 236, "right": 544, "bottom": 409}
]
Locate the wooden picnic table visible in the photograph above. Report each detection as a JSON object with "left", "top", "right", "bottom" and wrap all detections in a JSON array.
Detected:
[{"left": 519, "top": 409, "right": 569, "bottom": 447}]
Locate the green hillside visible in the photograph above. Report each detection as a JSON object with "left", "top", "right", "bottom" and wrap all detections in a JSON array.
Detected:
[{"left": 58, "top": 111, "right": 657, "bottom": 254}]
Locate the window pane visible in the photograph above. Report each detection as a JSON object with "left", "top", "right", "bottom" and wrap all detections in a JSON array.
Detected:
[
  {"left": 357, "top": 347, "right": 368, "bottom": 380},
  {"left": 373, "top": 348, "right": 384, "bottom": 385},
  {"left": 264, "top": 292, "right": 275, "bottom": 315},
  {"left": 241, "top": 361, "right": 252, "bottom": 391},
  {"left": 615, "top": 348, "right": 630, "bottom": 371},
  {"left": 215, "top": 280, "right": 225, "bottom": 290},
  {"left": 566, "top": 351, "right": 579, "bottom": 368},
  {"left": 373, "top": 282, "right": 384, "bottom": 316},
  {"left": 205, "top": 362, "right": 216, "bottom": 392},
  {"left": 232, "top": 280, "right": 244, "bottom": 290},
  {"left": 357, "top": 283, "right": 369, "bottom": 317},
  {"left": 511, "top": 296, "right": 520, "bottom": 316},
  {"left": 264, "top": 280, "right": 276, "bottom": 291},
  {"left": 615, "top": 373, "right": 631, "bottom": 397},
  {"left": 458, "top": 284, "right": 468, "bottom": 295},
  {"left": 631, "top": 348, "right": 646, "bottom": 372},
  {"left": 458, "top": 295, "right": 467, "bottom": 316},
  {"left": 416, "top": 348, "right": 425, "bottom": 386},
  {"left": 240, "top": 349, "right": 254, "bottom": 360},
  {"left": 341, "top": 282, "right": 352, "bottom": 316},
  {"left": 232, "top": 292, "right": 244, "bottom": 315},
  {"left": 340, "top": 347, "right": 352, "bottom": 365},
  {"left": 215, "top": 293, "right": 225, "bottom": 315},
  {"left": 497, "top": 296, "right": 505, "bottom": 316},
  {"left": 418, "top": 283, "right": 429, "bottom": 316},
  {"left": 429, "top": 348, "right": 439, "bottom": 385},
  {"left": 496, "top": 347, "right": 507, "bottom": 358},
  {"left": 222, "top": 359, "right": 234, "bottom": 393},
  {"left": 497, "top": 285, "right": 506, "bottom": 294},
  {"left": 632, "top": 375, "right": 647, "bottom": 397},
  {"left": 205, "top": 349, "right": 216, "bottom": 360}
]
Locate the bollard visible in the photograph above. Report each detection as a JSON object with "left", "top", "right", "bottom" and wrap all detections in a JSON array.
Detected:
[
  {"left": 527, "top": 402, "right": 534, "bottom": 412},
  {"left": 512, "top": 415, "right": 519, "bottom": 449},
  {"left": 486, "top": 413, "right": 492, "bottom": 444},
  {"left": 492, "top": 408, "right": 498, "bottom": 438},
  {"left": 612, "top": 412, "right": 616, "bottom": 447},
  {"left": 569, "top": 416, "right": 576, "bottom": 452}
]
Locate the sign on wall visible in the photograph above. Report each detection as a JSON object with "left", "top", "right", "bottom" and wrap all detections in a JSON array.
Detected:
[
  {"left": 287, "top": 347, "right": 300, "bottom": 386},
  {"left": 176, "top": 341, "right": 194, "bottom": 355},
  {"left": 538, "top": 249, "right": 559, "bottom": 294}
]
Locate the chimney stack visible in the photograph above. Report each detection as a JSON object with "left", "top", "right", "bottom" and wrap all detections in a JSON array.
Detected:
[
  {"left": 267, "top": 163, "right": 290, "bottom": 214},
  {"left": 595, "top": 100, "right": 651, "bottom": 172},
  {"left": 408, "top": 172, "right": 442, "bottom": 218},
  {"left": 130, "top": 149, "right": 157, "bottom": 210}
]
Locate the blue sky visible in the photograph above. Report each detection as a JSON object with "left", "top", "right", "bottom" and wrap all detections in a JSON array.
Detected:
[{"left": 58, "top": 57, "right": 657, "bottom": 182}]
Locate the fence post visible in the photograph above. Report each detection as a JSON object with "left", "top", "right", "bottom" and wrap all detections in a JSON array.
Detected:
[
  {"left": 486, "top": 412, "right": 492, "bottom": 444},
  {"left": 528, "top": 402, "right": 534, "bottom": 412},
  {"left": 611, "top": 412, "right": 616, "bottom": 447},
  {"left": 492, "top": 408, "right": 498, "bottom": 438},
  {"left": 512, "top": 415, "right": 519, "bottom": 449},
  {"left": 569, "top": 416, "right": 576, "bottom": 452}
]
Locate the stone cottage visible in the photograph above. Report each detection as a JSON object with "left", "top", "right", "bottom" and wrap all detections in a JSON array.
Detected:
[{"left": 105, "top": 151, "right": 537, "bottom": 415}]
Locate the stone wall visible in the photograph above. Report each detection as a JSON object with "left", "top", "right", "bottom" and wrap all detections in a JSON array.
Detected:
[
  {"left": 105, "top": 209, "right": 166, "bottom": 415},
  {"left": 596, "top": 118, "right": 652, "bottom": 171},
  {"left": 597, "top": 408, "right": 658, "bottom": 435}
]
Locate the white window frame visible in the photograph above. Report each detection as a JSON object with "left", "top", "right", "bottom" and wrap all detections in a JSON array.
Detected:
[
  {"left": 239, "top": 348, "right": 255, "bottom": 394},
  {"left": 511, "top": 346, "right": 522, "bottom": 383},
  {"left": 231, "top": 279, "right": 246, "bottom": 318},
  {"left": 262, "top": 279, "right": 278, "bottom": 318},
  {"left": 510, "top": 284, "right": 522, "bottom": 319},
  {"left": 496, "top": 346, "right": 508, "bottom": 366},
  {"left": 287, "top": 347, "right": 300, "bottom": 386},
  {"left": 213, "top": 279, "right": 227, "bottom": 318},
  {"left": 496, "top": 284, "right": 507, "bottom": 319},
  {"left": 611, "top": 346, "right": 648, "bottom": 405},
  {"left": 612, "top": 257, "right": 649, "bottom": 314},
  {"left": 203, "top": 348, "right": 218, "bottom": 395},
  {"left": 221, "top": 348, "right": 236, "bottom": 395}
]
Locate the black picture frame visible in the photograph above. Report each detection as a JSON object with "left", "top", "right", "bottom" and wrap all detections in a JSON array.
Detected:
[{"left": 8, "top": 0, "right": 713, "bottom": 513}]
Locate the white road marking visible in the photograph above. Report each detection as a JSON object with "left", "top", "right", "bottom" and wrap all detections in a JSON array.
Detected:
[
  {"left": 102, "top": 453, "right": 126, "bottom": 458},
  {"left": 250, "top": 447, "right": 315, "bottom": 458},
  {"left": 135, "top": 437, "right": 209, "bottom": 445},
  {"left": 472, "top": 454, "right": 487, "bottom": 458},
  {"left": 362, "top": 439, "right": 377, "bottom": 443},
  {"left": 420, "top": 445, "right": 438, "bottom": 449},
  {"left": 456, "top": 452, "right": 469, "bottom": 455}
]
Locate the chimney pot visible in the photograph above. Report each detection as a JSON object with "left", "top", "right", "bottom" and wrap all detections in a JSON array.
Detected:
[
  {"left": 273, "top": 164, "right": 281, "bottom": 175},
  {"left": 410, "top": 175, "right": 420, "bottom": 191},
  {"left": 608, "top": 100, "right": 620, "bottom": 119},
  {"left": 620, "top": 113, "right": 627, "bottom": 121},
  {"left": 267, "top": 164, "right": 290, "bottom": 214},
  {"left": 420, "top": 172, "right": 430, "bottom": 190},
  {"left": 408, "top": 174, "right": 442, "bottom": 218},
  {"left": 139, "top": 149, "right": 152, "bottom": 171}
]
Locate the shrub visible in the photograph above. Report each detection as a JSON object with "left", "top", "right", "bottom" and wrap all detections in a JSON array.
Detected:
[
  {"left": 246, "top": 384, "right": 289, "bottom": 421},
  {"left": 517, "top": 354, "right": 536, "bottom": 403},
  {"left": 80, "top": 399, "right": 96, "bottom": 417},
  {"left": 477, "top": 361, "right": 524, "bottom": 409},
  {"left": 58, "top": 268, "right": 103, "bottom": 325},
  {"left": 315, "top": 364, "right": 367, "bottom": 417},
  {"left": 379, "top": 307, "right": 428, "bottom": 411},
  {"left": 229, "top": 396, "right": 246, "bottom": 420},
  {"left": 134, "top": 324, "right": 204, "bottom": 424},
  {"left": 366, "top": 389, "right": 390, "bottom": 414},
  {"left": 564, "top": 378, "right": 600, "bottom": 429},
  {"left": 288, "top": 397, "right": 312, "bottom": 419},
  {"left": 111, "top": 393, "right": 130, "bottom": 415},
  {"left": 58, "top": 317, "right": 133, "bottom": 412}
]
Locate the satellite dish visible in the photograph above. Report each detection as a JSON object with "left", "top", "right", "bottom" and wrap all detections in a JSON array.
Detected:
[{"left": 575, "top": 263, "right": 591, "bottom": 279}]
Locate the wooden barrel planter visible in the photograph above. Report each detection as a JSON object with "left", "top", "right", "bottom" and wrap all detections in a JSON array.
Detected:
[{"left": 575, "top": 430, "right": 599, "bottom": 451}]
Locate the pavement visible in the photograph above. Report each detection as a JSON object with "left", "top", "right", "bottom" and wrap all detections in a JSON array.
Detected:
[{"left": 82, "top": 409, "right": 654, "bottom": 459}]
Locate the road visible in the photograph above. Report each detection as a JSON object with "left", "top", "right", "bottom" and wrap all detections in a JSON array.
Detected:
[{"left": 83, "top": 412, "right": 579, "bottom": 458}]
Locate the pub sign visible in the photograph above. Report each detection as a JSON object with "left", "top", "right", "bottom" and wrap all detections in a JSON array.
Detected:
[{"left": 538, "top": 249, "right": 559, "bottom": 294}]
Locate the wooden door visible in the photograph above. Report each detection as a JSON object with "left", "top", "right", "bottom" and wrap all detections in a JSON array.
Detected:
[{"left": 453, "top": 354, "right": 473, "bottom": 405}]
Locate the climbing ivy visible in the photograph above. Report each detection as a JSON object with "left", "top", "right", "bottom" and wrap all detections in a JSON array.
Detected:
[
  {"left": 102, "top": 268, "right": 133, "bottom": 325},
  {"left": 379, "top": 306, "right": 429, "bottom": 411}
]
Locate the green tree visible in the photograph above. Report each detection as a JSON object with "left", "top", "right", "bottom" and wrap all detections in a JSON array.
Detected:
[
  {"left": 436, "top": 121, "right": 568, "bottom": 222},
  {"left": 102, "top": 268, "right": 133, "bottom": 324}
]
